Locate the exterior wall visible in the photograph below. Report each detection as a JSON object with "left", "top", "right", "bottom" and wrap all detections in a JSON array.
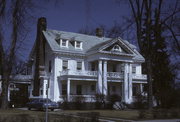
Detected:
[{"left": 30, "top": 42, "right": 146, "bottom": 103}]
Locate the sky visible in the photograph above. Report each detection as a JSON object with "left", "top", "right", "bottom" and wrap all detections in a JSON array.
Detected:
[{"left": 22, "top": 0, "right": 131, "bottom": 61}]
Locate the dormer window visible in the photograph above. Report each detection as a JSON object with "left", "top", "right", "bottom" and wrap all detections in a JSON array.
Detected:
[
  {"left": 112, "top": 45, "right": 122, "bottom": 52},
  {"left": 75, "top": 41, "right": 82, "bottom": 49},
  {"left": 60, "top": 39, "right": 68, "bottom": 48}
]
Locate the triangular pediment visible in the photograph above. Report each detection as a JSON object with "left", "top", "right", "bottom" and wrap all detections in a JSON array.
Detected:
[{"left": 99, "top": 39, "right": 135, "bottom": 55}]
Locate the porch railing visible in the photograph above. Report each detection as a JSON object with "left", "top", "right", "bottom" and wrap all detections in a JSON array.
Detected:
[
  {"left": 132, "top": 74, "right": 147, "bottom": 80},
  {"left": 60, "top": 70, "right": 147, "bottom": 80},
  {"left": 60, "top": 70, "right": 98, "bottom": 77},
  {"left": 107, "top": 72, "right": 123, "bottom": 79}
]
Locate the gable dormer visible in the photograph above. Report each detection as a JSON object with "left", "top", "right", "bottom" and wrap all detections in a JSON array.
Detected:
[
  {"left": 55, "top": 36, "right": 69, "bottom": 48},
  {"left": 101, "top": 41, "right": 134, "bottom": 55}
]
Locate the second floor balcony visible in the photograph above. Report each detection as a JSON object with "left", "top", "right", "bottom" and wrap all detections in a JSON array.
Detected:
[{"left": 59, "top": 70, "right": 147, "bottom": 81}]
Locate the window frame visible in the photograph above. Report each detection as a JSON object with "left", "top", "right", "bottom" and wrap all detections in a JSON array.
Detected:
[
  {"left": 76, "top": 61, "right": 82, "bottom": 70},
  {"left": 112, "top": 45, "right": 122, "bottom": 52},
  {"left": 60, "top": 39, "right": 68, "bottom": 47},
  {"left": 75, "top": 41, "right": 82, "bottom": 49},
  {"left": 62, "top": 60, "right": 68, "bottom": 70}
]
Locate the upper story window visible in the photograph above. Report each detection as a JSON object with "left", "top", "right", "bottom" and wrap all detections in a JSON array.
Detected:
[
  {"left": 61, "top": 39, "right": 68, "bottom": 47},
  {"left": 132, "top": 66, "right": 136, "bottom": 74},
  {"left": 77, "top": 61, "right": 82, "bottom": 70},
  {"left": 112, "top": 45, "right": 122, "bottom": 52},
  {"left": 75, "top": 41, "right": 82, "bottom": 49},
  {"left": 62, "top": 60, "right": 68, "bottom": 70}
]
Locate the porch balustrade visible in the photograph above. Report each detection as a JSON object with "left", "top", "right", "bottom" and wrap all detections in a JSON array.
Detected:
[
  {"left": 132, "top": 74, "right": 147, "bottom": 80},
  {"left": 60, "top": 70, "right": 147, "bottom": 80},
  {"left": 60, "top": 70, "right": 98, "bottom": 77},
  {"left": 107, "top": 72, "right": 123, "bottom": 78}
]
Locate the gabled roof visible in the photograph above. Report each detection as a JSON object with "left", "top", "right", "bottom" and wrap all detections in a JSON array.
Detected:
[
  {"left": 42, "top": 29, "right": 145, "bottom": 62},
  {"left": 43, "top": 29, "right": 111, "bottom": 54}
]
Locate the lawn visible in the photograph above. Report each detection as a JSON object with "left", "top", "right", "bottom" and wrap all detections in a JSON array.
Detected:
[
  {"left": 57, "top": 109, "right": 139, "bottom": 120},
  {"left": 0, "top": 108, "right": 180, "bottom": 122}
]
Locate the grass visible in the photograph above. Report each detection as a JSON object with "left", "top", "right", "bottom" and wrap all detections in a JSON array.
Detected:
[
  {"left": 58, "top": 109, "right": 139, "bottom": 120},
  {"left": 0, "top": 108, "right": 180, "bottom": 122}
]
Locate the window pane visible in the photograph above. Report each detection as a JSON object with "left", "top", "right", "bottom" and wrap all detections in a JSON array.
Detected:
[
  {"left": 63, "top": 60, "right": 68, "bottom": 70},
  {"left": 132, "top": 66, "right": 136, "bottom": 74},
  {"left": 76, "top": 41, "right": 81, "bottom": 48},
  {"left": 62, "top": 39, "right": 67, "bottom": 46},
  {"left": 77, "top": 61, "right": 82, "bottom": 70},
  {"left": 91, "top": 85, "right": 95, "bottom": 91}
]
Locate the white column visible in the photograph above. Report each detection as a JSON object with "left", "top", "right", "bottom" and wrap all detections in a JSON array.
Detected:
[
  {"left": 53, "top": 57, "right": 61, "bottom": 101},
  {"left": 128, "top": 63, "right": 133, "bottom": 103},
  {"left": 123, "top": 63, "right": 128, "bottom": 103},
  {"left": 67, "top": 79, "right": 70, "bottom": 101},
  {"left": 43, "top": 79, "right": 48, "bottom": 98},
  {"left": 97, "top": 60, "right": 103, "bottom": 94},
  {"left": 103, "top": 60, "right": 108, "bottom": 95},
  {"left": 140, "top": 84, "right": 143, "bottom": 93}
]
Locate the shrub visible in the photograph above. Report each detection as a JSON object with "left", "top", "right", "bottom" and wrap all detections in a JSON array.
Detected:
[
  {"left": 71, "top": 96, "right": 85, "bottom": 110},
  {"left": 60, "top": 95, "right": 69, "bottom": 110},
  {"left": 133, "top": 93, "right": 147, "bottom": 109},
  {"left": 107, "top": 94, "right": 121, "bottom": 109},
  {"left": 94, "top": 94, "right": 105, "bottom": 109}
]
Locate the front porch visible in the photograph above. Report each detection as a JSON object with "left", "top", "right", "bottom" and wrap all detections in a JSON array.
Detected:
[{"left": 58, "top": 79, "right": 146, "bottom": 103}]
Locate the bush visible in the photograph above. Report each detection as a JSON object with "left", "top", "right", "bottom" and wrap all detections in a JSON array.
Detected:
[
  {"left": 94, "top": 94, "right": 105, "bottom": 109},
  {"left": 107, "top": 94, "right": 121, "bottom": 109},
  {"left": 71, "top": 96, "right": 85, "bottom": 110},
  {"left": 133, "top": 93, "right": 147, "bottom": 109}
]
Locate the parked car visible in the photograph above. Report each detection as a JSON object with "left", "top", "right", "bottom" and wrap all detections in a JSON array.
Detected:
[{"left": 27, "top": 98, "right": 59, "bottom": 111}]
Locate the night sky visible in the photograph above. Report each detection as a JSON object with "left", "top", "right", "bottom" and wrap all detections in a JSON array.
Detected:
[{"left": 22, "top": 0, "right": 130, "bottom": 61}]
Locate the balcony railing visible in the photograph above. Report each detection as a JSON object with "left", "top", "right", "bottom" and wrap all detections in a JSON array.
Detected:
[
  {"left": 132, "top": 74, "right": 147, "bottom": 80},
  {"left": 107, "top": 72, "right": 123, "bottom": 79},
  {"left": 60, "top": 70, "right": 147, "bottom": 80},
  {"left": 60, "top": 70, "right": 98, "bottom": 77}
]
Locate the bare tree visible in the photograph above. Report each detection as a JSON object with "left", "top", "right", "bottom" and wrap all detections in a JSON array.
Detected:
[
  {"left": 0, "top": 0, "right": 33, "bottom": 109},
  {"left": 128, "top": 0, "right": 179, "bottom": 108}
]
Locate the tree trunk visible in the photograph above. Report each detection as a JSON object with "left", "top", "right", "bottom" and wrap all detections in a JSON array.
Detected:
[
  {"left": 1, "top": 75, "right": 9, "bottom": 109},
  {"left": 147, "top": 59, "right": 153, "bottom": 109}
]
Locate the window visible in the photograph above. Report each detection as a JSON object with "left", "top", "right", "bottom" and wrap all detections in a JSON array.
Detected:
[
  {"left": 77, "top": 61, "right": 82, "bottom": 70},
  {"left": 75, "top": 41, "right": 82, "bottom": 49},
  {"left": 112, "top": 45, "right": 122, "bottom": 52},
  {"left": 91, "top": 85, "right": 95, "bottom": 91},
  {"left": 133, "top": 84, "right": 140, "bottom": 96},
  {"left": 62, "top": 60, "right": 68, "bottom": 70},
  {"left": 112, "top": 64, "right": 116, "bottom": 72},
  {"left": 61, "top": 39, "right": 67, "bottom": 47},
  {"left": 132, "top": 66, "right": 136, "bottom": 74},
  {"left": 62, "top": 84, "right": 67, "bottom": 95},
  {"left": 121, "top": 64, "right": 124, "bottom": 73},
  {"left": 91, "top": 62, "right": 96, "bottom": 71},
  {"left": 48, "top": 61, "right": 51, "bottom": 72},
  {"left": 112, "top": 86, "right": 116, "bottom": 92},
  {"left": 76, "top": 85, "right": 82, "bottom": 95}
]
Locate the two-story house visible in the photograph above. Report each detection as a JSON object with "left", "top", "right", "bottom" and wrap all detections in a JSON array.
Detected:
[{"left": 29, "top": 17, "right": 147, "bottom": 104}]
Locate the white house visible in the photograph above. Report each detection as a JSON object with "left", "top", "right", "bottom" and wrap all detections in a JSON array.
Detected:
[{"left": 29, "top": 17, "right": 147, "bottom": 104}]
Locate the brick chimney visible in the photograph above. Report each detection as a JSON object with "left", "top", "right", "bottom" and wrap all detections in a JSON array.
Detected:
[
  {"left": 33, "top": 17, "right": 47, "bottom": 96},
  {"left": 96, "top": 28, "right": 103, "bottom": 37}
]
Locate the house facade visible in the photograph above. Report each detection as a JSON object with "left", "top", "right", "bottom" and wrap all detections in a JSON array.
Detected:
[{"left": 29, "top": 17, "right": 147, "bottom": 104}]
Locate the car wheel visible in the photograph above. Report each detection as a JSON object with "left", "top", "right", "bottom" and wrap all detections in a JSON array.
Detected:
[
  {"left": 51, "top": 109, "right": 54, "bottom": 111},
  {"left": 28, "top": 108, "right": 31, "bottom": 110}
]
